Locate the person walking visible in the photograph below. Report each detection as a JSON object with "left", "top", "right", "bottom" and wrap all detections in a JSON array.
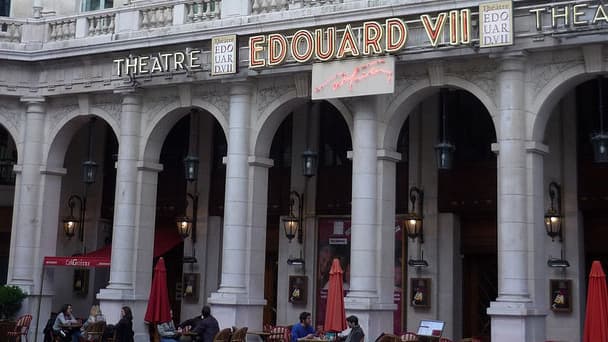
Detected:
[{"left": 115, "top": 306, "right": 134, "bottom": 342}]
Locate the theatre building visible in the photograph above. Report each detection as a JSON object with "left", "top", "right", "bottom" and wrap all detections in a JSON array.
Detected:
[{"left": 1, "top": 0, "right": 608, "bottom": 341}]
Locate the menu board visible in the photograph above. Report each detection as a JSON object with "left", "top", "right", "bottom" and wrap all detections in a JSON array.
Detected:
[{"left": 417, "top": 320, "right": 445, "bottom": 337}]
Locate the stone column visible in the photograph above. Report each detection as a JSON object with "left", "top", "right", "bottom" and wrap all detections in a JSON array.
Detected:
[
  {"left": 8, "top": 97, "right": 45, "bottom": 292},
  {"left": 209, "top": 83, "right": 263, "bottom": 327},
  {"left": 488, "top": 55, "right": 543, "bottom": 342},
  {"left": 345, "top": 97, "right": 387, "bottom": 339},
  {"left": 98, "top": 90, "right": 150, "bottom": 341}
]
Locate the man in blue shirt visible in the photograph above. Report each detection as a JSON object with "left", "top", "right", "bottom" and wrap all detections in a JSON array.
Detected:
[{"left": 291, "top": 312, "right": 315, "bottom": 342}]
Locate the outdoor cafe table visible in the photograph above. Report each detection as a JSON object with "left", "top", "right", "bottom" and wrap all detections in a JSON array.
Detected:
[{"left": 247, "top": 331, "right": 271, "bottom": 342}]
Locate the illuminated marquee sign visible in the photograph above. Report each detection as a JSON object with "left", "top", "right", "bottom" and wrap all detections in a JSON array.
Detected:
[
  {"left": 249, "top": 9, "right": 472, "bottom": 69},
  {"left": 528, "top": 1, "right": 608, "bottom": 30}
]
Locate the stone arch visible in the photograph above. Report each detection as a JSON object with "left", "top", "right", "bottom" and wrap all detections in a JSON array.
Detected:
[
  {"left": 142, "top": 99, "right": 228, "bottom": 163},
  {"left": 381, "top": 76, "right": 498, "bottom": 151},
  {"left": 46, "top": 108, "right": 118, "bottom": 169},
  {"left": 528, "top": 64, "right": 595, "bottom": 141},
  {"left": 252, "top": 91, "right": 353, "bottom": 157},
  {"left": 0, "top": 118, "right": 20, "bottom": 163}
]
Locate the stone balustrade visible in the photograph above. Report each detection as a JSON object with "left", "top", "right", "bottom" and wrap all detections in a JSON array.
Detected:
[
  {"left": 185, "top": 0, "right": 222, "bottom": 23},
  {"left": 140, "top": 5, "right": 174, "bottom": 29},
  {"left": 48, "top": 19, "right": 76, "bottom": 41},
  {"left": 251, "top": 0, "right": 343, "bottom": 13},
  {"left": 87, "top": 13, "right": 116, "bottom": 36},
  {"left": 0, "top": 20, "right": 22, "bottom": 42}
]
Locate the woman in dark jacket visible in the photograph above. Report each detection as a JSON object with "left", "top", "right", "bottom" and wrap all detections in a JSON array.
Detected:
[{"left": 115, "top": 306, "right": 134, "bottom": 342}]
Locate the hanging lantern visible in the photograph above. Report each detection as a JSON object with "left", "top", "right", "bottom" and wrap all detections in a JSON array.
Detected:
[
  {"left": 435, "top": 88, "right": 455, "bottom": 170},
  {"left": 591, "top": 77, "right": 608, "bottom": 163},
  {"left": 184, "top": 155, "right": 200, "bottom": 182},
  {"left": 301, "top": 149, "right": 318, "bottom": 177},
  {"left": 176, "top": 216, "right": 192, "bottom": 239}
]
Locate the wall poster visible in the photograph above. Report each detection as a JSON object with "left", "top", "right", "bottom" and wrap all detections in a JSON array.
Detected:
[{"left": 315, "top": 218, "right": 403, "bottom": 333}]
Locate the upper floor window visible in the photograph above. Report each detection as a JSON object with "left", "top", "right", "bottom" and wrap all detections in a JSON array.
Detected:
[
  {"left": 81, "top": 0, "right": 113, "bottom": 12},
  {"left": 0, "top": 0, "right": 10, "bottom": 17}
]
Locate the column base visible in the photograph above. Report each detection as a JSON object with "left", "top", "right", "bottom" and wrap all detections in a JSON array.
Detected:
[
  {"left": 487, "top": 301, "right": 546, "bottom": 342},
  {"left": 97, "top": 288, "right": 149, "bottom": 342},
  {"left": 207, "top": 292, "right": 266, "bottom": 329},
  {"left": 345, "top": 296, "right": 396, "bottom": 339}
]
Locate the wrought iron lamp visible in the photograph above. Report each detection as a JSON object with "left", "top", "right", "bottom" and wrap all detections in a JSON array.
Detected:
[
  {"left": 544, "top": 182, "right": 562, "bottom": 242},
  {"left": 176, "top": 154, "right": 199, "bottom": 263},
  {"left": 404, "top": 187, "right": 424, "bottom": 243},
  {"left": 591, "top": 76, "right": 608, "bottom": 163},
  {"left": 62, "top": 118, "right": 97, "bottom": 246},
  {"left": 283, "top": 191, "right": 303, "bottom": 243},
  {"left": 435, "top": 88, "right": 455, "bottom": 170}
]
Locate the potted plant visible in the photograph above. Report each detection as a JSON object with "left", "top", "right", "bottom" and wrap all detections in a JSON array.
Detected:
[{"left": 0, "top": 285, "right": 27, "bottom": 320}]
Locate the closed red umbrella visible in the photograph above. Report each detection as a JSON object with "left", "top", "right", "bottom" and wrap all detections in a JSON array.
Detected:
[
  {"left": 583, "top": 260, "right": 608, "bottom": 342},
  {"left": 324, "top": 258, "right": 347, "bottom": 332},
  {"left": 144, "top": 257, "right": 171, "bottom": 324}
]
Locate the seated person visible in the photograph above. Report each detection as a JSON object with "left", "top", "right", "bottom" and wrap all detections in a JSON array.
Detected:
[
  {"left": 53, "top": 304, "right": 81, "bottom": 342},
  {"left": 158, "top": 310, "right": 179, "bottom": 342},
  {"left": 343, "top": 316, "right": 364, "bottom": 342},
  {"left": 81, "top": 305, "right": 104, "bottom": 340},
  {"left": 291, "top": 312, "right": 315, "bottom": 342}
]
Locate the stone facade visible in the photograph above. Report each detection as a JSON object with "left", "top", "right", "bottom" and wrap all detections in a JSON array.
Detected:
[{"left": 0, "top": 1, "right": 606, "bottom": 341}]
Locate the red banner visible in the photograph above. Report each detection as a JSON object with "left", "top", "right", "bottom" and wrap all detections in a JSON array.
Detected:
[{"left": 43, "top": 256, "right": 111, "bottom": 268}]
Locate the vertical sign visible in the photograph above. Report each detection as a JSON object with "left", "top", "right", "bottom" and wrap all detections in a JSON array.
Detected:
[
  {"left": 211, "top": 35, "right": 237, "bottom": 75},
  {"left": 479, "top": 1, "right": 513, "bottom": 48}
]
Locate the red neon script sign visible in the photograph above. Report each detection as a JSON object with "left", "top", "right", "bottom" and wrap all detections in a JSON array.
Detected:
[{"left": 313, "top": 59, "right": 394, "bottom": 94}]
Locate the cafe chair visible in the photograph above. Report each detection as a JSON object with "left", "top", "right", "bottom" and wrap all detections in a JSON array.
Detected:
[
  {"left": 375, "top": 333, "right": 400, "bottom": 342},
  {"left": 7, "top": 314, "right": 33, "bottom": 342},
  {"left": 400, "top": 332, "right": 418, "bottom": 342},
  {"left": 213, "top": 328, "right": 233, "bottom": 342},
  {"left": 439, "top": 338, "right": 452, "bottom": 342},
  {"left": 263, "top": 324, "right": 273, "bottom": 333},
  {"left": 268, "top": 326, "right": 290, "bottom": 342},
  {"left": 82, "top": 321, "right": 106, "bottom": 342},
  {"left": 231, "top": 327, "right": 248, "bottom": 342}
]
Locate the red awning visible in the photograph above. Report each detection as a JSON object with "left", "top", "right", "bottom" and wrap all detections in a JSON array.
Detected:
[{"left": 43, "top": 227, "right": 182, "bottom": 268}]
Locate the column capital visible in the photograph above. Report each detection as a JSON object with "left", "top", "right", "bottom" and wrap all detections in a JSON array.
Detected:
[
  {"left": 136, "top": 161, "right": 164, "bottom": 172},
  {"left": 494, "top": 51, "right": 528, "bottom": 72},
  {"left": 525, "top": 141, "right": 550, "bottom": 155},
  {"left": 229, "top": 82, "right": 252, "bottom": 96},
  {"left": 114, "top": 86, "right": 143, "bottom": 97},
  {"left": 20, "top": 96, "right": 45, "bottom": 105},
  {"left": 248, "top": 156, "right": 274, "bottom": 168},
  {"left": 377, "top": 149, "right": 401, "bottom": 163}
]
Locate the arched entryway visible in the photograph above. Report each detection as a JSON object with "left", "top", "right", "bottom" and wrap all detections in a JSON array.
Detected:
[{"left": 0, "top": 123, "right": 17, "bottom": 284}]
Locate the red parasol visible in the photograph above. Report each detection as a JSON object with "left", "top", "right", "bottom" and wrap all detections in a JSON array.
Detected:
[
  {"left": 144, "top": 257, "right": 171, "bottom": 324},
  {"left": 583, "top": 260, "right": 608, "bottom": 342},
  {"left": 324, "top": 258, "right": 347, "bottom": 332}
]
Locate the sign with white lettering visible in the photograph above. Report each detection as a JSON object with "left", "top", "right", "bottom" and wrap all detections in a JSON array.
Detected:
[
  {"left": 311, "top": 56, "right": 394, "bottom": 100},
  {"left": 479, "top": 1, "right": 513, "bottom": 48},
  {"left": 212, "top": 35, "right": 237, "bottom": 75}
]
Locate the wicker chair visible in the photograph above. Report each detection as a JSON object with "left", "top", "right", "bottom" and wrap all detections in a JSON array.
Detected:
[
  {"left": 82, "top": 321, "right": 106, "bottom": 342},
  {"left": 231, "top": 327, "right": 248, "bottom": 342},
  {"left": 213, "top": 328, "right": 233, "bottom": 342},
  {"left": 7, "top": 314, "right": 33, "bottom": 342},
  {"left": 375, "top": 333, "right": 400, "bottom": 342},
  {"left": 400, "top": 332, "right": 418, "bottom": 342},
  {"left": 268, "top": 326, "right": 290, "bottom": 342}
]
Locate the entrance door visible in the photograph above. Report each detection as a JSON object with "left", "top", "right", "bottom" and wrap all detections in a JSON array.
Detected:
[{"left": 461, "top": 215, "right": 497, "bottom": 340}]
